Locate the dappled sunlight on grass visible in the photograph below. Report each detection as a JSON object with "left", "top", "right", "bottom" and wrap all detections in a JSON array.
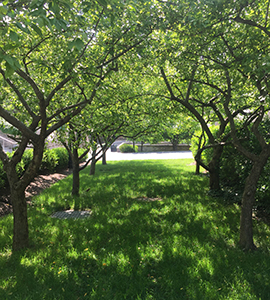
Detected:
[{"left": 1, "top": 159, "right": 270, "bottom": 299}]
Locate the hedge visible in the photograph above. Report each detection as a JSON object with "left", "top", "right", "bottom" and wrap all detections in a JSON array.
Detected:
[{"left": 119, "top": 143, "right": 138, "bottom": 153}]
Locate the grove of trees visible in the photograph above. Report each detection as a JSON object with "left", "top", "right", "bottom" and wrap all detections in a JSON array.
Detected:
[{"left": 0, "top": 0, "right": 269, "bottom": 251}]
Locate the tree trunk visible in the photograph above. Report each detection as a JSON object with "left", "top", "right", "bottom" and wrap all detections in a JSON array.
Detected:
[
  {"left": 195, "top": 132, "right": 204, "bottom": 175},
  {"left": 239, "top": 155, "right": 268, "bottom": 250},
  {"left": 195, "top": 161, "right": 200, "bottom": 175},
  {"left": 172, "top": 141, "right": 178, "bottom": 151},
  {"left": 72, "top": 149, "right": 80, "bottom": 196},
  {"left": 11, "top": 186, "right": 29, "bottom": 251},
  {"left": 102, "top": 151, "right": 107, "bottom": 165},
  {"left": 5, "top": 140, "right": 45, "bottom": 251},
  {"left": 90, "top": 149, "right": 96, "bottom": 175},
  {"left": 90, "top": 160, "right": 96, "bottom": 175},
  {"left": 208, "top": 145, "right": 223, "bottom": 191}
]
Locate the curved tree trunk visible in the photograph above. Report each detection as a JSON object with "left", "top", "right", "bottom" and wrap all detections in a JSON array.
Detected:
[
  {"left": 5, "top": 139, "right": 45, "bottom": 251},
  {"left": 239, "top": 155, "right": 269, "bottom": 250}
]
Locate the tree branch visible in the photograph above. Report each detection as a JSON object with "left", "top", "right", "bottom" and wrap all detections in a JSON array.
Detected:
[
  {"left": 45, "top": 75, "right": 72, "bottom": 107},
  {"left": 233, "top": 15, "right": 270, "bottom": 37},
  {"left": 252, "top": 105, "right": 266, "bottom": 149},
  {"left": 46, "top": 79, "right": 102, "bottom": 137},
  {"left": 16, "top": 69, "right": 44, "bottom": 102},
  {"left": 185, "top": 64, "right": 197, "bottom": 102},
  {"left": 223, "top": 70, "right": 257, "bottom": 161},
  {"left": 160, "top": 67, "right": 177, "bottom": 99},
  {"left": 0, "top": 68, "right": 37, "bottom": 119},
  {"left": 160, "top": 67, "right": 215, "bottom": 143},
  {"left": 96, "top": 36, "right": 149, "bottom": 69},
  {"left": 0, "top": 106, "right": 39, "bottom": 143}
]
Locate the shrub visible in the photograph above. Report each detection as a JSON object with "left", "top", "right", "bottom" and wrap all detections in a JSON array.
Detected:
[
  {"left": 119, "top": 143, "right": 138, "bottom": 153},
  {"left": 16, "top": 149, "right": 33, "bottom": 178},
  {"left": 40, "top": 149, "right": 59, "bottom": 172},
  {"left": 51, "top": 147, "right": 69, "bottom": 169}
]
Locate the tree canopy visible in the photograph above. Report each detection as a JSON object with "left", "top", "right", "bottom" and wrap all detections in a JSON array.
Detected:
[{"left": 1, "top": 0, "right": 270, "bottom": 251}]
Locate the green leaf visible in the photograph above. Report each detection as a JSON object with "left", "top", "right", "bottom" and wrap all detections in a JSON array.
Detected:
[
  {"left": 3, "top": 55, "right": 20, "bottom": 70},
  {"left": 15, "top": 22, "right": 31, "bottom": 34},
  {"left": 9, "top": 31, "right": 19, "bottom": 42},
  {"left": 5, "top": 61, "right": 15, "bottom": 77},
  {"left": 53, "top": 19, "right": 67, "bottom": 31},
  {"left": 68, "top": 38, "right": 84, "bottom": 51},
  {"left": 49, "top": 1, "right": 60, "bottom": 16},
  {"left": 0, "top": 5, "right": 8, "bottom": 15},
  {"left": 59, "top": 19, "right": 68, "bottom": 30},
  {"left": 74, "top": 38, "right": 84, "bottom": 50},
  {"left": 1, "top": 27, "right": 8, "bottom": 36},
  {"left": 30, "top": 23, "right": 42, "bottom": 36},
  {"left": 30, "top": 7, "right": 46, "bottom": 17},
  {"left": 98, "top": 0, "right": 107, "bottom": 7},
  {"left": 63, "top": 60, "right": 72, "bottom": 71}
]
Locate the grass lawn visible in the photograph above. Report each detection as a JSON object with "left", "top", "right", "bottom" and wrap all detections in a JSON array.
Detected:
[{"left": 1, "top": 159, "right": 270, "bottom": 299}]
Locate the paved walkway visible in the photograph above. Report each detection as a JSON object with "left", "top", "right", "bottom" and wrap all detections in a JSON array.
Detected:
[{"left": 105, "top": 150, "right": 194, "bottom": 161}]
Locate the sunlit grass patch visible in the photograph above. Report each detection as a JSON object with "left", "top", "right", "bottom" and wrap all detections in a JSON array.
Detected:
[{"left": 1, "top": 159, "right": 270, "bottom": 299}]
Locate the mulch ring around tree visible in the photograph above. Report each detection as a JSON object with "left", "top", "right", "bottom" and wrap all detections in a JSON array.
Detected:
[{"left": 0, "top": 168, "right": 72, "bottom": 218}]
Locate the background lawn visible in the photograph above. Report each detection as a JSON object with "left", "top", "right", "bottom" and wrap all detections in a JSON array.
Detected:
[{"left": 1, "top": 159, "right": 270, "bottom": 299}]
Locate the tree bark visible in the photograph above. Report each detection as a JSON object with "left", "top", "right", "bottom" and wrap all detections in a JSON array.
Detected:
[
  {"left": 90, "top": 149, "right": 96, "bottom": 175},
  {"left": 239, "top": 153, "right": 269, "bottom": 250},
  {"left": 71, "top": 149, "right": 80, "bottom": 196},
  {"left": 172, "top": 141, "right": 178, "bottom": 151},
  {"left": 195, "top": 132, "right": 204, "bottom": 175},
  {"left": 208, "top": 145, "right": 223, "bottom": 191},
  {"left": 4, "top": 139, "right": 45, "bottom": 251},
  {"left": 195, "top": 161, "right": 200, "bottom": 175},
  {"left": 11, "top": 184, "right": 29, "bottom": 251},
  {"left": 102, "top": 151, "right": 107, "bottom": 165}
]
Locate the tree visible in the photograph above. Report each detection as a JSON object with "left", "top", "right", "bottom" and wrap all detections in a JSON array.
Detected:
[
  {"left": 157, "top": 0, "right": 270, "bottom": 249},
  {"left": 0, "top": 0, "right": 157, "bottom": 251},
  {"left": 190, "top": 0, "right": 270, "bottom": 251},
  {"left": 161, "top": 115, "right": 196, "bottom": 150}
]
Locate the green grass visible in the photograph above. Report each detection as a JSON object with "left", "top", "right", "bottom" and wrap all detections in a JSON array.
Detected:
[{"left": 1, "top": 159, "right": 270, "bottom": 299}]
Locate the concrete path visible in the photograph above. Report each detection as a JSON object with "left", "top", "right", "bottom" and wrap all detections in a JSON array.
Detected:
[{"left": 105, "top": 149, "right": 194, "bottom": 161}]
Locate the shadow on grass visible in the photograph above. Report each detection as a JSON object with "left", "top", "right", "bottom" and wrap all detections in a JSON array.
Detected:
[{"left": 1, "top": 160, "right": 270, "bottom": 299}]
